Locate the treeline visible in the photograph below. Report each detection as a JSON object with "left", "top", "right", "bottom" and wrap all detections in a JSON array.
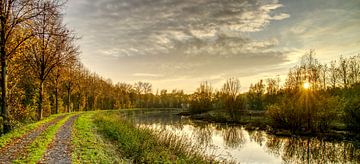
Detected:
[
  {"left": 188, "top": 50, "right": 360, "bottom": 133},
  {"left": 0, "top": 0, "right": 83, "bottom": 133},
  {"left": 0, "top": 0, "right": 166, "bottom": 134}
]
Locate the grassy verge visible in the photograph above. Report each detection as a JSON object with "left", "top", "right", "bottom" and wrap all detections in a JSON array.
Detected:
[
  {"left": 71, "top": 111, "right": 122, "bottom": 163},
  {"left": 94, "top": 111, "right": 213, "bottom": 163},
  {"left": 14, "top": 113, "right": 76, "bottom": 163},
  {"left": 0, "top": 113, "right": 67, "bottom": 148}
]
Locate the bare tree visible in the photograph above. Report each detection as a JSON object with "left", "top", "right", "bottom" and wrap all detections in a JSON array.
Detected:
[
  {"left": 329, "top": 60, "right": 338, "bottom": 89},
  {"left": 338, "top": 56, "right": 349, "bottom": 88},
  {"left": 319, "top": 64, "right": 328, "bottom": 90},
  {"left": 142, "top": 82, "right": 152, "bottom": 108},
  {"left": 221, "top": 78, "right": 241, "bottom": 119},
  {"left": 348, "top": 55, "right": 360, "bottom": 85}
]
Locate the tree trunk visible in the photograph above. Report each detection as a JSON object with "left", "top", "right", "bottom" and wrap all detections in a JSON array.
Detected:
[
  {"left": 1, "top": 49, "right": 10, "bottom": 133},
  {"left": 67, "top": 86, "right": 71, "bottom": 113},
  {"left": 0, "top": 8, "right": 10, "bottom": 133},
  {"left": 84, "top": 93, "right": 88, "bottom": 111},
  {"left": 38, "top": 81, "right": 44, "bottom": 120},
  {"left": 55, "top": 86, "right": 59, "bottom": 114}
]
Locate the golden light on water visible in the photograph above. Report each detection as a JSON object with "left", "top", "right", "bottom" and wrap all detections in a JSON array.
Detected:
[{"left": 303, "top": 82, "right": 311, "bottom": 90}]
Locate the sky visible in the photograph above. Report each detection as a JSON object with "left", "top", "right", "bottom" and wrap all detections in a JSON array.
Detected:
[{"left": 63, "top": 0, "right": 360, "bottom": 93}]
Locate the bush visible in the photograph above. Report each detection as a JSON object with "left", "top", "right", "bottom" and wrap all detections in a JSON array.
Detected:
[
  {"left": 266, "top": 93, "right": 339, "bottom": 133},
  {"left": 343, "top": 98, "right": 360, "bottom": 132},
  {"left": 189, "top": 82, "right": 213, "bottom": 114},
  {"left": 266, "top": 98, "right": 306, "bottom": 132}
]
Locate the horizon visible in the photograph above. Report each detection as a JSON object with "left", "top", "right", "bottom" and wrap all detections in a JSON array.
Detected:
[{"left": 63, "top": 0, "right": 360, "bottom": 93}]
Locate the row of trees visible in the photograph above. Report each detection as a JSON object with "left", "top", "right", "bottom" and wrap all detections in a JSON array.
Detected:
[
  {"left": 188, "top": 51, "right": 360, "bottom": 132},
  {"left": 0, "top": 0, "right": 188, "bottom": 134},
  {"left": 0, "top": 0, "right": 80, "bottom": 133}
]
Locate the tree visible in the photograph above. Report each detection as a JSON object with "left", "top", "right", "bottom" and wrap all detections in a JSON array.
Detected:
[
  {"left": 189, "top": 81, "right": 213, "bottom": 114},
  {"left": 248, "top": 80, "right": 265, "bottom": 110},
  {"left": 329, "top": 60, "right": 338, "bottom": 89},
  {"left": 24, "top": 1, "right": 77, "bottom": 120},
  {"left": 221, "top": 78, "right": 242, "bottom": 119},
  {"left": 338, "top": 56, "right": 349, "bottom": 88},
  {"left": 134, "top": 81, "right": 143, "bottom": 107},
  {"left": 49, "top": 66, "right": 63, "bottom": 114},
  {"left": 348, "top": 55, "right": 360, "bottom": 85},
  {"left": 319, "top": 64, "right": 327, "bottom": 90},
  {"left": 0, "top": 0, "right": 47, "bottom": 132},
  {"left": 64, "top": 64, "right": 76, "bottom": 112},
  {"left": 142, "top": 82, "right": 152, "bottom": 108}
]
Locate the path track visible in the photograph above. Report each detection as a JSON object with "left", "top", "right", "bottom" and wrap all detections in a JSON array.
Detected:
[
  {"left": 0, "top": 115, "right": 67, "bottom": 163},
  {"left": 39, "top": 114, "right": 80, "bottom": 164}
]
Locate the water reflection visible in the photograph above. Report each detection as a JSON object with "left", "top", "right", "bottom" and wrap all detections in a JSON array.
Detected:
[
  {"left": 222, "top": 126, "right": 246, "bottom": 149},
  {"left": 120, "top": 110, "right": 360, "bottom": 163},
  {"left": 193, "top": 124, "right": 213, "bottom": 147},
  {"left": 247, "top": 130, "right": 266, "bottom": 147},
  {"left": 265, "top": 136, "right": 360, "bottom": 164}
]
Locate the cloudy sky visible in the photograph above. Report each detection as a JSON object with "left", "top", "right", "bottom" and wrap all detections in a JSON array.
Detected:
[{"left": 64, "top": 0, "right": 360, "bottom": 92}]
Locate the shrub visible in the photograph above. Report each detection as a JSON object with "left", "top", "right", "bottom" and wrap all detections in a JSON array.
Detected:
[
  {"left": 343, "top": 98, "right": 360, "bottom": 132},
  {"left": 267, "top": 93, "right": 339, "bottom": 132}
]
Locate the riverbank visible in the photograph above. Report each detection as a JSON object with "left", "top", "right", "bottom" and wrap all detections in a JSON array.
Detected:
[
  {"left": 178, "top": 109, "right": 360, "bottom": 142},
  {"left": 91, "top": 111, "right": 215, "bottom": 163},
  {"left": 116, "top": 108, "right": 360, "bottom": 163}
]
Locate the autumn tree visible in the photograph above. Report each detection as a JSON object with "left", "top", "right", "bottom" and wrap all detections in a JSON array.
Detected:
[
  {"left": 0, "top": 0, "right": 42, "bottom": 132},
  {"left": 0, "top": 0, "right": 68, "bottom": 132},
  {"left": 24, "top": 1, "right": 77, "bottom": 120}
]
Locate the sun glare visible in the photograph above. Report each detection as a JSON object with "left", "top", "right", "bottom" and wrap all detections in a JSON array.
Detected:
[{"left": 303, "top": 82, "right": 311, "bottom": 89}]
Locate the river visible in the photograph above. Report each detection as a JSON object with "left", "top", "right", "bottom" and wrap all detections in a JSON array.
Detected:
[{"left": 121, "top": 109, "right": 359, "bottom": 164}]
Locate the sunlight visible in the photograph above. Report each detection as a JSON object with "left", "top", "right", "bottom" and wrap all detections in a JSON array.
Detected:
[{"left": 303, "top": 82, "right": 311, "bottom": 90}]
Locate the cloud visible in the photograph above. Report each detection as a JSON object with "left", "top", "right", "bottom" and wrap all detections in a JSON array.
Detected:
[
  {"left": 65, "top": 0, "right": 289, "bottom": 58},
  {"left": 63, "top": 0, "right": 295, "bottom": 92},
  {"left": 63, "top": 0, "right": 360, "bottom": 93},
  {"left": 133, "top": 73, "right": 164, "bottom": 78},
  {"left": 281, "top": 6, "right": 360, "bottom": 63},
  {"left": 271, "top": 13, "right": 290, "bottom": 20}
]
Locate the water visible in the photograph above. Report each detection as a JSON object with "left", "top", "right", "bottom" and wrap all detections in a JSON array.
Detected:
[{"left": 122, "top": 109, "right": 360, "bottom": 164}]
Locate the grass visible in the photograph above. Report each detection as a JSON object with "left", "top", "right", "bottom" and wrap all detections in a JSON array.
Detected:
[
  {"left": 94, "top": 111, "right": 213, "bottom": 163},
  {"left": 71, "top": 111, "right": 122, "bottom": 163},
  {"left": 0, "top": 113, "right": 67, "bottom": 148},
  {"left": 14, "top": 113, "right": 76, "bottom": 163}
]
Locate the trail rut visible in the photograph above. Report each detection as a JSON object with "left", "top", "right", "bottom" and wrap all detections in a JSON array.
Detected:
[
  {"left": 39, "top": 114, "right": 80, "bottom": 164},
  {"left": 0, "top": 115, "right": 67, "bottom": 163}
]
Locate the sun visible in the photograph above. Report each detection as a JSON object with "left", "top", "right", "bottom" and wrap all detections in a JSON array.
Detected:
[{"left": 303, "top": 82, "right": 311, "bottom": 90}]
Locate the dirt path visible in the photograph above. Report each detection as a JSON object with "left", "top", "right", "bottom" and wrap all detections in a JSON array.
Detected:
[
  {"left": 0, "top": 115, "right": 67, "bottom": 163},
  {"left": 39, "top": 114, "right": 80, "bottom": 164}
]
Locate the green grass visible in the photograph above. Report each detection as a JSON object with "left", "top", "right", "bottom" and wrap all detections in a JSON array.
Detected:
[
  {"left": 0, "top": 113, "right": 67, "bottom": 148},
  {"left": 94, "top": 111, "right": 213, "bottom": 163},
  {"left": 14, "top": 113, "right": 76, "bottom": 163},
  {"left": 71, "top": 111, "right": 123, "bottom": 163}
]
